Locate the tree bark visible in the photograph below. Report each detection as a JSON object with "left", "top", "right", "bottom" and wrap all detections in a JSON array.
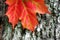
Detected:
[{"left": 0, "top": 0, "right": 60, "bottom": 40}]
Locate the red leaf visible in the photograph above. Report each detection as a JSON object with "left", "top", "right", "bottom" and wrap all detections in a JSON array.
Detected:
[
  {"left": 5, "top": 0, "right": 50, "bottom": 31},
  {"left": 20, "top": 9, "right": 38, "bottom": 31}
]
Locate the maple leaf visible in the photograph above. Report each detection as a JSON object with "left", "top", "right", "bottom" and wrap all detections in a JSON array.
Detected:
[{"left": 5, "top": 0, "right": 50, "bottom": 31}]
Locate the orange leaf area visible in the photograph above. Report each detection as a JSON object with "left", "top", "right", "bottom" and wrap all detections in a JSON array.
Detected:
[{"left": 5, "top": 0, "right": 50, "bottom": 31}]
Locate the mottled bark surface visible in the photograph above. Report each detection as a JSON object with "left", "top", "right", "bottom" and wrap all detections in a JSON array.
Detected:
[{"left": 0, "top": 0, "right": 60, "bottom": 40}]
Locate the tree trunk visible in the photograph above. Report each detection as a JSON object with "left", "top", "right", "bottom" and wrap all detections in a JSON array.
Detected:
[{"left": 0, "top": 0, "right": 60, "bottom": 40}]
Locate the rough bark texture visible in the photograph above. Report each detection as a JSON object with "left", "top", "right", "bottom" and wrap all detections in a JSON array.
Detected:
[{"left": 0, "top": 0, "right": 60, "bottom": 40}]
